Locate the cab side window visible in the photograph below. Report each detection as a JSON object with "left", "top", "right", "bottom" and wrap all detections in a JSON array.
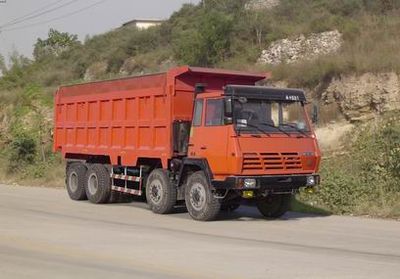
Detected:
[
  {"left": 193, "top": 99, "right": 203, "bottom": 126},
  {"left": 205, "top": 99, "right": 224, "bottom": 126}
]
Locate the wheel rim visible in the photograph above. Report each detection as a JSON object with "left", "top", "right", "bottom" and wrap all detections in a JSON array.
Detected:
[
  {"left": 149, "top": 179, "right": 163, "bottom": 205},
  {"left": 88, "top": 173, "right": 98, "bottom": 196},
  {"left": 69, "top": 171, "right": 78, "bottom": 193},
  {"left": 189, "top": 183, "right": 206, "bottom": 211}
]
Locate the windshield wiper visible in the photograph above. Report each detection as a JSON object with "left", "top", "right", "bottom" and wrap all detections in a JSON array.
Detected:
[
  {"left": 258, "top": 122, "right": 292, "bottom": 137},
  {"left": 279, "top": 123, "right": 309, "bottom": 137},
  {"left": 237, "top": 123, "right": 271, "bottom": 137}
]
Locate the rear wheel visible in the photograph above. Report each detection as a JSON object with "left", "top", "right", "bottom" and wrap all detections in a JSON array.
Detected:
[
  {"left": 146, "top": 169, "right": 176, "bottom": 214},
  {"left": 256, "top": 194, "right": 292, "bottom": 219},
  {"left": 66, "top": 163, "right": 87, "bottom": 200},
  {"left": 185, "top": 171, "right": 220, "bottom": 221},
  {"left": 85, "top": 164, "right": 111, "bottom": 204}
]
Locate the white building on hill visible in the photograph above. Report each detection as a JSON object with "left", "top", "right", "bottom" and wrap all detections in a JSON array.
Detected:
[{"left": 121, "top": 19, "right": 164, "bottom": 30}]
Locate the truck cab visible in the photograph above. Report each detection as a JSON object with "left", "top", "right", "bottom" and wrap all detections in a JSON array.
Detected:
[{"left": 179, "top": 84, "right": 320, "bottom": 220}]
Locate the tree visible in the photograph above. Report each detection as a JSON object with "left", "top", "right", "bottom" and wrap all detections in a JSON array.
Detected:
[
  {"left": 200, "top": 10, "right": 233, "bottom": 65},
  {"left": 201, "top": 0, "right": 247, "bottom": 13},
  {"left": 33, "top": 28, "right": 80, "bottom": 60},
  {"left": 240, "top": 9, "right": 273, "bottom": 51},
  {"left": 173, "top": 30, "right": 205, "bottom": 66},
  {"left": 0, "top": 50, "right": 31, "bottom": 89},
  {"left": 174, "top": 10, "right": 233, "bottom": 66}
]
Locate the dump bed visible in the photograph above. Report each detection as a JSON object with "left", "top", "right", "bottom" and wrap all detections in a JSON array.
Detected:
[{"left": 53, "top": 66, "right": 266, "bottom": 167}]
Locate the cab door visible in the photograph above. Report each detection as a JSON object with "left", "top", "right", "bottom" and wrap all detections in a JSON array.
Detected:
[{"left": 188, "top": 98, "right": 229, "bottom": 175}]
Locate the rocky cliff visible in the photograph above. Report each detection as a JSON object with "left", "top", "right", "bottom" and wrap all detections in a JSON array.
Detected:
[
  {"left": 258, "top": 30, "right": 343, "bottom": 65},
  {"left": 245, "top": 0, "right": 280, "bottom": 10},
  {"left": 321, "top": 72, "right": 400, "bottom": 122}
]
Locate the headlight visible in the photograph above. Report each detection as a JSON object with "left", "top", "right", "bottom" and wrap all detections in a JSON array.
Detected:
[
  {"left": 306, "top": 176, "right": 316, "bottom": 186},
  {"left": 244, "top": 178, "right": 257, "bottom": 188}
]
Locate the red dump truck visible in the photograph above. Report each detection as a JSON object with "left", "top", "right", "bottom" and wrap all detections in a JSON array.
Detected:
[{"left": 54, "top": 66, "right": 321, "bottom": 221}]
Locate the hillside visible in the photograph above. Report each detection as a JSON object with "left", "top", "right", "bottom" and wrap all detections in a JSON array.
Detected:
[{"left": 0, "top": 0, "right": 399, "bottom": 217}]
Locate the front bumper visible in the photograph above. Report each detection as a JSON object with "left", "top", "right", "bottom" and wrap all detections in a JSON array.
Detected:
[{"left": 212, "top": 174, "right": 320, "bottom": 192}]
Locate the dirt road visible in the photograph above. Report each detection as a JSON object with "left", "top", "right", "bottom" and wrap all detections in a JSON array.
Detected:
[{"left": 0, "top": 184, "right": 399, "bottom": 278}]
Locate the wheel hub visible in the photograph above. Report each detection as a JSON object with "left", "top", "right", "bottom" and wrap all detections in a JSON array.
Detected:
[
  {"left": 69, "top": 171, "right": 78, "bottom": 192},
  {"left": 190, "top": 183, "right": 206, "bottom": 211},
  {"left": 88, "top": 173, "right": 98, "bottom": 196},
  {"left": 149, "top": 179, "right": 162, "bottom": 204}
]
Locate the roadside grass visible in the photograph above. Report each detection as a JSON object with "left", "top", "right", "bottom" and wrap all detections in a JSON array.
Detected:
[
  {"left": 291, "top": 195, "right": 331, "bottom": 216},
  {"left": 0, "top": 150, "right": 63, "bottom": 188},
  {"left": 0, "top": 154, "right": 65, "bottom": 188},
  {"left": 391, "top": 199, "right": 400, "bottom": 219},
  {"left": 299, "top": 112, "right": 400, "bottom": 219}
]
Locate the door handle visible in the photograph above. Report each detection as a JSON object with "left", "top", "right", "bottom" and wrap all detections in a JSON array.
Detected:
[{"left": 200, "top": 146, "right": 207, "bottom": 150}]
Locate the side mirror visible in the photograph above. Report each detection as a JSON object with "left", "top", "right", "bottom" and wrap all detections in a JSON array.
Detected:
[
  {"left": 311, "top": 103, "right": 319, "bottom": 124},
  {"left": 224, "top": 97, "right": 233, "bottom": 117},
  {"left": 224, "top": 97, "right": 233, "bottom": 125}
]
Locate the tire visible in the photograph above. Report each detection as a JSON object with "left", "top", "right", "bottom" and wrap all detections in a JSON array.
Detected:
[
  {"left": 185, "top": 171, "right": 220, "bottom": 221},
  {"left": 66, "top": 163, "right": 87, "bottom": 200},
  {"left": 146, "top": 169, "right": 176, "bottom": 214},
  {"left": 256, "top": 194, "right": 292, "bottom": 219},
  {"left": 85, "top": 164, "right": 111, "bottom": 204}
]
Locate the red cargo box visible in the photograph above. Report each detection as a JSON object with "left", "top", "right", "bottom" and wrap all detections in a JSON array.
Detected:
[{"left": 54, "top": 66, "right": 265, "bottom": 167}]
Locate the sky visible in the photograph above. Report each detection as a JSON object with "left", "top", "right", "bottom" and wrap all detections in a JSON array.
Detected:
[{"left": 0, "top": 0, "right": 200, "bottom": 61}]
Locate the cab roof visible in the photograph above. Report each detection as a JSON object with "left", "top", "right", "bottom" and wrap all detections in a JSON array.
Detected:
[{"left": 224, "top": 85, "right": 306, "bottom": 102}]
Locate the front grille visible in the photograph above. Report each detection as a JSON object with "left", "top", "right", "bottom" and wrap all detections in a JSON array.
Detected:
[{"left": 242, "top": 152, "right": 302, "bottom": 171}]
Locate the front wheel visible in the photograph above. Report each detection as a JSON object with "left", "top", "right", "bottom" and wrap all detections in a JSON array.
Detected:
[
  {"left": 256, "top": 194, "right": 292, "bottom": 219},
  {"left": 185, "top": 171, "right": 220, "bottom": 221}
]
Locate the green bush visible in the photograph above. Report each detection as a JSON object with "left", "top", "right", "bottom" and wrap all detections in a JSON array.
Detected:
[
  {"left": 301, "top": 113, "right": 400, "bottom": 217},
  {"left": 9, "top": 132, "right": 36, "bottom": 166}
]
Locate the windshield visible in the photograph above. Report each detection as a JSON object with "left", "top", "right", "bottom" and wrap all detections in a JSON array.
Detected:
[{"left": 233, "top": 98, "right": 310, "bottom": 135}]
